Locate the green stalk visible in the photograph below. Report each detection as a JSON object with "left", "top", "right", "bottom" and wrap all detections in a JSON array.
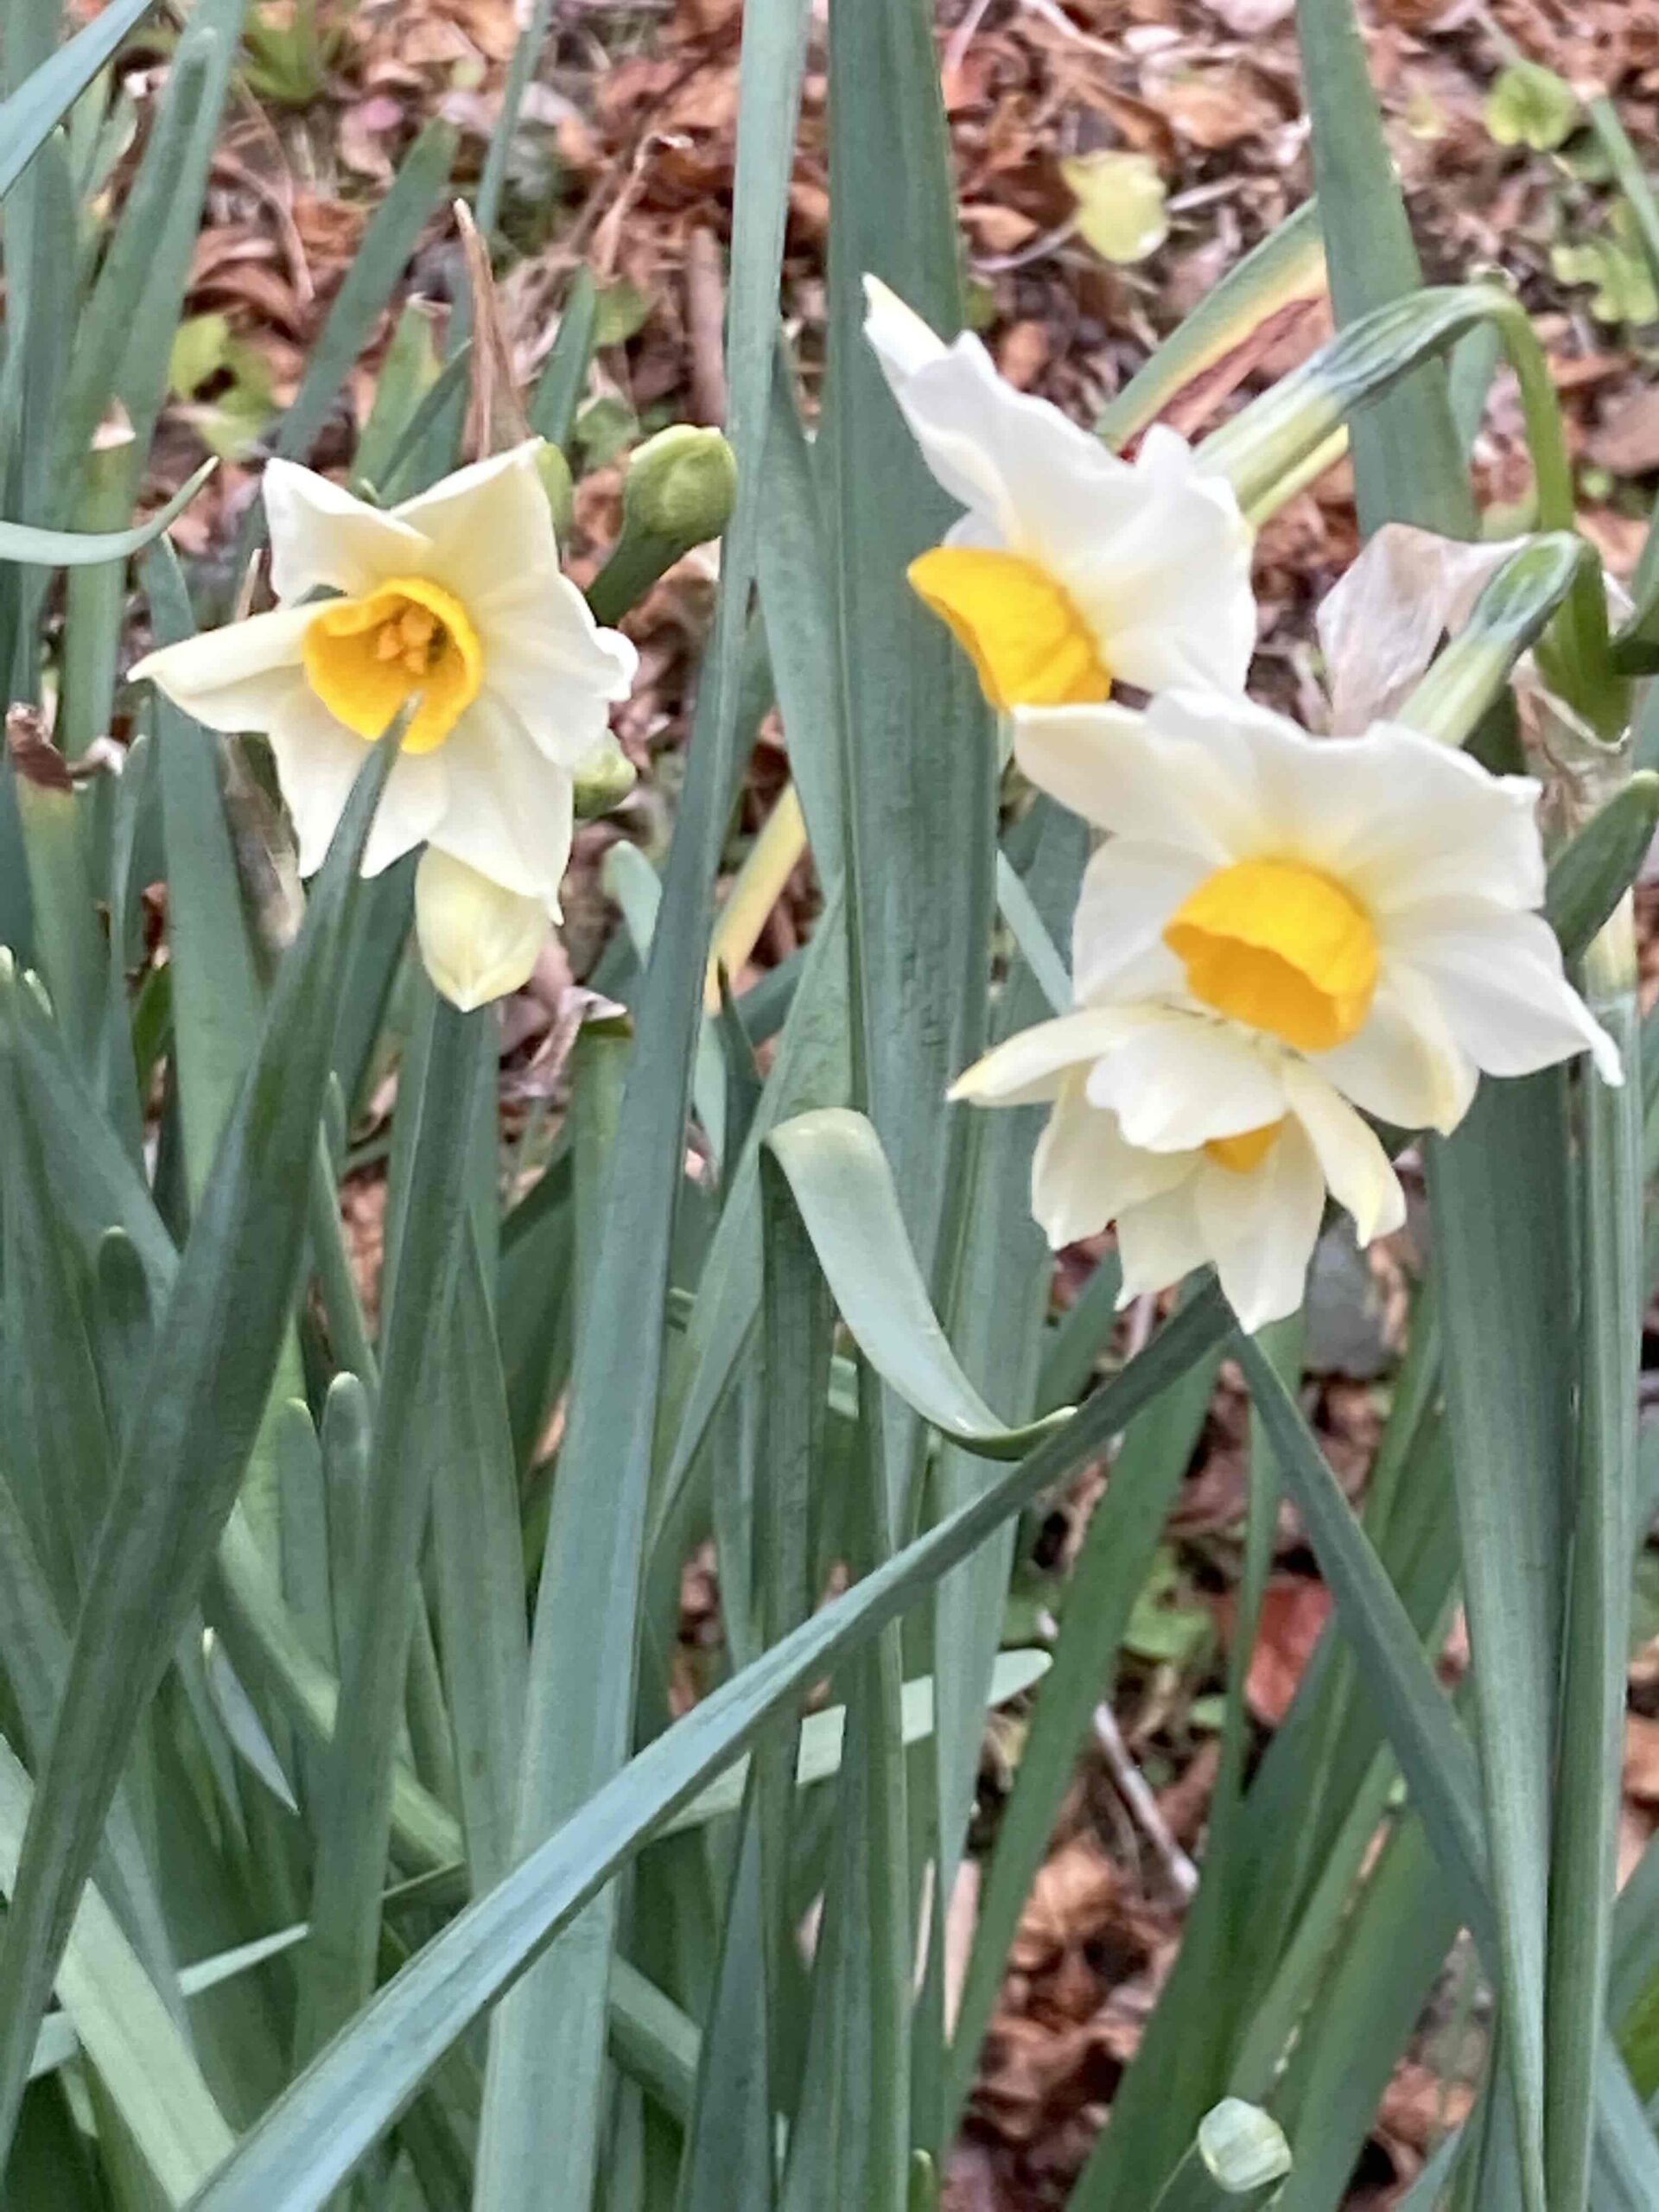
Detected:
[
  {"left": 57, "top": 416, "right": 136, "bottom": 761},
  {"left": 1545, "top": 899, "right": 1642, "bottom": 2212},
  {"left": 1199, "top": 288, "right": 1618, "bottom": 731},
  {"left": 1394, "top": 533, "right": 1588, "bottom": 747}
]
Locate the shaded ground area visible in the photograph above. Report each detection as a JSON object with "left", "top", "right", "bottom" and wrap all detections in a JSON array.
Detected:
[{"left": 106, "top": 0, "right": 1659, "bottom": 2202}]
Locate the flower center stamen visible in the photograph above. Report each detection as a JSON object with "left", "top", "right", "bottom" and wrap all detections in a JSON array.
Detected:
[
  {"left": 1165, "top": 858, "right": 1378, "bottom": 1053},
  {"left": 303, "top": 574, "right": 483, "bottom": 754},
  {"left": 906, "top": 545, "right": 1110, "bottom": 709},
  {"left": 1204, "top": 1118, "right": 1287, "bottom": 1175}
]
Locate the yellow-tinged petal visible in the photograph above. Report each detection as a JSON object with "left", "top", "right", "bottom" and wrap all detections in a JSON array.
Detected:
[
  {"left": 1203, "top": 1119, "right": 1286, "bottom": 1175},
  {"left": 908, "top": 546, "right": 1110, "bottom": 710},
  {"left": 1165, "top": 858, "right": 1378, "bottom": 1053},
  {"left": 415, "top": 848, "right": 550, "bottom": 1010},
  {"left": 303, "top": 575, "right": 482, "bottom": 754}
]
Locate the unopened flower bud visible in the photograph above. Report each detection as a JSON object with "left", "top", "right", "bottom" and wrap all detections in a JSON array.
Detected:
[
  {"left": 415, "top": 847, "right": 552, "bottom": 1011},
  {"left": 1198, "top": 2099, "right": 1292, "bottom": 2195},
  {"left": 622, "top": 423, "right": 737, "bottom": 547},
  {"left": 573, "top": 742, "right": 638, "bottom": 818}
]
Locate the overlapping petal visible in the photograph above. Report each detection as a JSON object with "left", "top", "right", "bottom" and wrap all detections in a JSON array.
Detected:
[
  {"left": 1013, "top": 687, "right": 1618, "bottom": 1131},
  {"left": 953, "top": 1001, "right": 1407, "bottom": 1332},
  {"left": 863, "top": 277, "right": 1255, "bottom": 701}
]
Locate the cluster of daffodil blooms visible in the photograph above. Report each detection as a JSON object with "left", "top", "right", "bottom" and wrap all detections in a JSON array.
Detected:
[
  {"left": 132, "top": 289, "right": 1620, "bottom": 1334},
  {"left": 862, "top": 278, "right": 1620, "bottom": 1331}
]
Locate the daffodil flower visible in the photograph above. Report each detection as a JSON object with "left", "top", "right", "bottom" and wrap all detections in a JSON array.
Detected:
[
  {"left": 1012, "top": 689, "right": 1620, "bottom": 1135},
  {"left": 130, "top": 441, "right": 637, "bottom": 1007},
  {"left": 862, "top": 276, "right": 1255, "bottom": 711},
  {"left": 952, "top": 1003, "right": 1404, "bottom": 1331}
]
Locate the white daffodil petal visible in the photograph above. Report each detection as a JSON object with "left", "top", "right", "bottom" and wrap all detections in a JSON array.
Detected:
[
  {"left": 1313, "top": 969, "right": 1475, "bottom": 1135},
  {"left": 264, "top": 459, "right": 431, "bottom": 603},
  {"left": 1301, "top": 724, "right": 1546, "bottom": 914},
  {"left": 1084, "top": 1014, "right": 1288, "bottom": 1153},
  {"left": 130, "top": 606, "right": 315, "bottom": 733},
  {"left": 1115, "top": 1181, "right": 1212, "bottom": 1307},
  {"left": 473, "top": 572, "right": 639, "bottom": 766},
  {"left": 261, "top": 695, "right": 446, "bottom": 879},
  {"left": 415, "top": 848, "right": 552, "bottom": 1011},
  {"left": 1030, "top": 1075, "right": 1193, "bottom": 1249},
  {"left": 1195, "top": 1122, "right": 1325, "bottom": 1333},
  {"left": 1391, "top": 901, "right": 1623, "bottom": 1085},
  {"left": 1282, "top": 1064, "right": 1407, "bottom": 1243},
  {"left": 1071, "top": 838, "right": 1205, "bottom": 1005},
  {"left": 862, "top": 275, "right": 950, "bottom": 378},
  {"left": 428, "top": 690, "right": 575, "bottom": 902},
  {"left": 865, "top": 296, "right": 1113, "bottom": 544},
  {"left": 1013, "top": 696, "right": 1264, "bottom": 854},
  {"left": 950, "top": 1006, "right": 1150, "bottom": 1107},
  {"left": 1061, "top": 427, "right": 1255, "bottom": 695},
  {"left": 394, "top": 442, "right": 563, "bottom": 607}
]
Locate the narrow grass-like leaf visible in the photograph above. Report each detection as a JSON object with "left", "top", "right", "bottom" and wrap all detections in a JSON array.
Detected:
[
  {"left": 296, "top": 989, "right": 487, "bottom": 2055},
  {"left": 1268, "top": 1816, "right": 1459, "bottom": 2212},
  {"left": 142, "top": 543, "right": 263, "bottom": 1200},
  {"left": 429, "top": 1223, "right": 529, "bottom": 1893},
  {"left": 182, "top": 1290, "right": 1230, "bottom": 2212},
  {"left": 766, "top": 1109, "right": 1073, "bottom": 1458},
  {"left": 11, "top": 766, "right": 103, "bottom": 1082},
  {"left": 1096, "top": 198, "right": 1325, "bottom": 446},
  {"left": 1228, "top": 1327, "right": 1489, "bottom": 1934},
  {"left": 755, "top": 355, "right": 842, "bottom": 880},
  {"left": 6, "top": 965, "right": 175, "bottom": 1295},
  {"left": 353, "top": 300, "right": 441, "bottom": 493},
  {"left": 58, "top": 0, "right": 245, "bottom": 482},
  {"left": 1425, "top": 1078, "right": 1568, "bottom": 2212},
  {"left": 0, "top": 1740, "right": 233, "bottom": 2203},
  {"left": 473, "top": 0, "right": 554, "bottom": 238},
  {"left": 0, "top": 0, "right": 154, "bottom": 206},
  {"left": 474, "top": 4, "right": 810, "bottom": 2195},
  {"left": 0, "top": 1471, "right": 175, "bottom": 1999},
  {"left": 1293, "top": 0, "right": 1469, "bottom": 537},
  {"left": 994, "top": 849, "right": 1070, "bottom": 1016},
  {"left": 927, "top": 802, "right": 1087, "bottom": 2078},
  {"left": 946, "top": 1317, "right": 1222, "bottom": 2137},
  {"left": 529, "top": 270, "right": 598, "bottom": 451},
  {"left": 0, "top": 462, "right": 214, "bottom": 566},
  {"left": 1295, "top": 7, "right": 1557, "bottom": 2196},
  {"left": 1544, "top": 773, "right": 1659, "bottom": 960},
  {"left": 651, "top": 887, "right": 849, "bottom": 1547},
  {"left": 1546, "top": 925, "right": 1643, "bottom": 2212},
  {"left": 276, "top": 121, "right": 454, "bottom": 465},
  {"left": 59, "top": 420, "right": 138, "bottom": 763},
  {"left": 0, "top": 1005, "right": 116, "bottom": 1602},
  {"left": 0, "top": 724, "right": 401, "bottom": 2164},
  {"left": 1217, "top": 1338, "right": 1658, "bottom": 2197}
]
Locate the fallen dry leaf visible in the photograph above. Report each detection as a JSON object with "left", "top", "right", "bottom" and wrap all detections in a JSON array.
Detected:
[
  {"left": 1587, "top": 385, "right": 1659, "bottom": 475},
  {"left": 1243, "top": 1577, "right": 1333, "bottom": 1728}
]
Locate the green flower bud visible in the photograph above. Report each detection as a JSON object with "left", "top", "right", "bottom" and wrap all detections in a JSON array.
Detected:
[
  {"left": 573, "top": 743, "right": 638, "bottom": 818},
  {"left": 1198, "top": 2099, "right": 1292, "bottom": 2195},
  {"left": 622, "top": 423, "right": 737, "bottom": 547},
  {"left": 536, "top": 440, "right": 575, "bottom": 541}
]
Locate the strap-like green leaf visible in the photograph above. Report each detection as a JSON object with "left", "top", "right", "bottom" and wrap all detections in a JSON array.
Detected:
[
  {"left": 181, "top": 1291, "right": 1230, "bottom": 2211},
  {"left": 766, "top": 1109, "right": 1073, "bottom": 1459},
  {"left": 0, "top": 1739, "right": 232, "bottom": 2203},
  {"left": 474, "top": 2, "right": 813, "bottom": 2199},
  {"left": 0, "top": 723, "right": 402, "bottom": 2166},
  {"left": 0, "top": 0, "right": 156, "bottom": 206}
]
